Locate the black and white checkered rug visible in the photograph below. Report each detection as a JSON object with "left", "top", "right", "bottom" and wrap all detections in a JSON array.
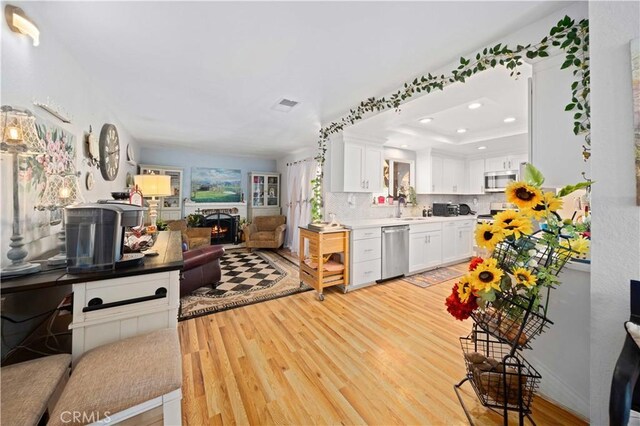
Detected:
[
  {"left": 180, "top": 249, "right": 312, "bottom": 320},
  {"left": 205, "top": 250, "right": 286, "bottom": 297}
]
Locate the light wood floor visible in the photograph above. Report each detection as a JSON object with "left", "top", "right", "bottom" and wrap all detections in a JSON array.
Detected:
[{"left": 178, "top": 272, "right": 587, "bottom": 425}]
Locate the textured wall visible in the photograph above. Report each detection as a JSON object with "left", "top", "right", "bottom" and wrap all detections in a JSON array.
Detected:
[{"left": 589, "top": 2, "right": 640, "bottom": 423}]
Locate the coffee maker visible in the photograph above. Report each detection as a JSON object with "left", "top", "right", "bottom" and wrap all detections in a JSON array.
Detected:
[{"left": 65, "top": 202, "right": 146, "bottom": 273}]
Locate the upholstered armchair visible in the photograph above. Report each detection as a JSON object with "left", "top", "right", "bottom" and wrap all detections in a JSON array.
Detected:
[
  {"left": 166, "top": 219, "right": 211, "bottom": 250},
  {"left": 244, "top": 216, "right": 286, "bottom": 251}
]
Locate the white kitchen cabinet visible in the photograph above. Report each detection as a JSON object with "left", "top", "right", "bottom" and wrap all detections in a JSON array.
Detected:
[
  {"left": 455, "top": 220, "right": 475, "bottom": 259},
  {"left": 329, "top": 135, "right": 383, "bottom": 193},
  {"left": 424, "top": 230, "right": 442, "bottom": 269},
  {"left": 343, "top": 143, "right": 366, "bottom": 192},
  {"left": 409, "top": 222, "right": 443, "bottom": 273},
  {"left": 467, "top": 159, "right": 485, "bottom": 194},
  {"left": 431, "top": 155, "right": 444, "bottom": 193},
  {"left": 350, "top": 227, "right": 382, "bottom": 287},
  {"left": 441, "top": 221, "right": 458, "bottom": 263},
  {"left": 443, "top": 157, "right": 465, "bottom": 193},
  {"left": 364, "top": 145, "right": 384, "bottom": 192},
  {"left": 484, "top": 154, "right": 528, "bottom": 172}
]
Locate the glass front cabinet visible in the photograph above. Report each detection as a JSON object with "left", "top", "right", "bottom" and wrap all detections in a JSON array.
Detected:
[
  {"left": 138, "top": 164, "right": 184, "bottom": 221},
  {"left": 248, "top": 172, "right": 280, "bottom": 220}
]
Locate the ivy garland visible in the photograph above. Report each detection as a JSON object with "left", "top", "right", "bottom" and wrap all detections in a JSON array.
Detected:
[{"left": 310, "top": 15, "right": 589, "bottom": 223}]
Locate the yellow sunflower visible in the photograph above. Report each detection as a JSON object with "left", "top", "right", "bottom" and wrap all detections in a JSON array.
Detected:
[
  {"left": 522, "top": 191, "right": 564, "bottom": 221},
  {"left": 475, "top": 222, "right": 505, "bottom": 250},
  {"left": 512, "top": 267, "right": 537, "bottom": 288},
  {"left": 561, "top": 236, "right": 590, "bottom": 258},
  {"left": 494, "top": 210, "right": 534, "bottom": 238},
  {"left": 505, "top": 181, "right": 543, "bottom": 210},
  {"left": 457, "top": 275, "right": 475, "bottom": 303},
  {"left": 470, "top": 258, "right": 504, "bottom": 293}
]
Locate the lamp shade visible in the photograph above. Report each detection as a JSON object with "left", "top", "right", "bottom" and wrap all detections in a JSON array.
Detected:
[
  {"left": 0, "top": 105, "right": 43, "bottom": 154},
  {"left": 37, "top": 172, "right": 83, "bottom": 210},
  {"left": 135, "top": 174, "right": 172, "bottom": 197}
]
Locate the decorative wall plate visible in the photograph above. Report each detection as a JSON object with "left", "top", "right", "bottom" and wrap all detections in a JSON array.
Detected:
[
  {"left": 86, "top": 171, "right": 95, "bottom": 190},
  {"left": 126, "top": 172, "right": 134, "bottom": 188},
  {"left": 86, "top": 125, "right": 99, "bottom": 167},
  {"left": 126, "top": 143, "right": 135, "bottom": 166}
]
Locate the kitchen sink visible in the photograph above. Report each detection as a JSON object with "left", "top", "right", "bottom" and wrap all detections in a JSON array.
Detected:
[{"left": 397, "top": 217, "right": 428, "bottom": 221}]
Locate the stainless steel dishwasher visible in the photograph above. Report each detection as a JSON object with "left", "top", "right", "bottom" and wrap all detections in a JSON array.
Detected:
[{"left": 381, "top": 225, "right": 410, "bottom": 280}]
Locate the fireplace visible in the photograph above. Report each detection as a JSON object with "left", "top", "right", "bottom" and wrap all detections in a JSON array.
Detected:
[{"left": 203, "top": 212, "right": 239, "bottom": 245}]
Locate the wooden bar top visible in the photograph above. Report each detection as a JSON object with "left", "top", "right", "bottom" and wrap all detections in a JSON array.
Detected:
[{"left": 1, "top": 231, "right": 184, "bottom": 294}]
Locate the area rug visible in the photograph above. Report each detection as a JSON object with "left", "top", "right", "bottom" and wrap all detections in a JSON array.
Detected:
[
  {"left": 179, "top": 250, "right": 311, "bottom": 320},
  {"left": 401, "top": 266, "right": 466, "bottom": 289}
]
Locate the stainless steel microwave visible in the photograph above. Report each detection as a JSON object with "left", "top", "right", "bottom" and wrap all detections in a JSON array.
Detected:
[{"left": 484, "top": 170, "right": 518, "bottom": 192}]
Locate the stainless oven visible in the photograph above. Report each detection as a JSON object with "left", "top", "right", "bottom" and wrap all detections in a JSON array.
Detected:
[{"left": 484, "top": 170, "right": 518, "bottom": 193}]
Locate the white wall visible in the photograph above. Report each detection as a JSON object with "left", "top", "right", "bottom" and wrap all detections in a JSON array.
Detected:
[
  {"left": 1, "top": 4, "right": 140, "bottom": 266},
  {"left": 0, "top": 5, "right": 141, "bottom": 358},
  {"left": 589, "top": 2, "right": 640, "bottom": 424},
  {"left": 139, "top": 146, "right": 277, "bottom": 210}
]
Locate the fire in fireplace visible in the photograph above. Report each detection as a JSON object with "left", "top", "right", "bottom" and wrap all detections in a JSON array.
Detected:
[{"left": 203, "top": 212, "right": 239, "bottom": 245}]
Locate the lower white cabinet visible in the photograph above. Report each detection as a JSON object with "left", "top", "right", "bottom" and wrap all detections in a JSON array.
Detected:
[
  {"left": 409, "top": 224, "right": 443, "bottom": 273},
  {"left": 350, "top": 227, "right": 382, "bottom": 287},
  {"left": 455, "top": 220, "right": 475, "bottom": 259},
  {"left": 442, "top": 221, "right": 458, "bottom": 263}
]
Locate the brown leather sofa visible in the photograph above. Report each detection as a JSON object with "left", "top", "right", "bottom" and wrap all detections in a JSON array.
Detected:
[
  {"left": 180, "top": 245, "right": 225, "bottom": 297},
  {"left": 167, "top": 219, "right": 211, "bottom": 250},
  {"left": 244, "top": 215, "right": 286, "bottom": 251}
]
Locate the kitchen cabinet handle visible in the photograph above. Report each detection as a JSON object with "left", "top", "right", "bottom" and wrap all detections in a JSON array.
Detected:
[
  {"left": 364, "top": 249, "right": 373, "bottom": 252},
  {"left": 366, "top": 180, "right": 369, "bottom": 189},
  {"left": 83, "top": 287, "right": 167, "bottom": 313},
  {"left": 364, "top": 270, "right": 373, "bottom": 275}
]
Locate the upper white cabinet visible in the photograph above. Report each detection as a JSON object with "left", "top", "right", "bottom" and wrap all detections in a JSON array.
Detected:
[
  {"left": 467, "top": 159, "right": 485, "bottom": 194},
  {"left": 416, "top": 150, "right": 466, "bottom": 194},
  {"left": 329, "top": 134, "right": 383, "bottom": 193},
  {"left": 485, "top": 153, "right": 528, "bottom": 172}
]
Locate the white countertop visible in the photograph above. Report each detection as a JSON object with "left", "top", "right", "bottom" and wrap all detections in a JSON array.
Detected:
[{"left": 340, "top": 215, "right": 477, "bottom": 229}]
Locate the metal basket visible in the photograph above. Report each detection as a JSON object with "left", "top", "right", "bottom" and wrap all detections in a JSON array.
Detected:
[
  {"left": 470, "top": 294, "right": 552, "bottom": 349},
  {"left": 491, "top": 233, "right": 574, "bottom": 277},
  {"left": 460, "top": 330, "right": 541, "bottom": 413}
]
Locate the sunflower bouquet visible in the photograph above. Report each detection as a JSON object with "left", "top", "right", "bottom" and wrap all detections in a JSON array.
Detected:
[{"left": 445, "top": 164, "right": 591, "bottom": 347}]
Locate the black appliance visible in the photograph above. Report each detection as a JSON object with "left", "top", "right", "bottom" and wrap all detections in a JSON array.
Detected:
[
  {"left": 432, "top": 203, "right": 459, "bottom": 217},
  {"left": 458, "top": 203, "right": 476, "bottom": 215}
]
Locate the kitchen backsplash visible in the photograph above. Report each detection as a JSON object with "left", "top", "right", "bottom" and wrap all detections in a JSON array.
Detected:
[{"left": 324, "top": 192, "right": 508, "bottom": 222}]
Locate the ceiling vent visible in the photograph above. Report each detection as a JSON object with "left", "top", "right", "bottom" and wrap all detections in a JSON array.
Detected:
[{"left": 272, "top": 98, "right": 299, "bottom": 112}]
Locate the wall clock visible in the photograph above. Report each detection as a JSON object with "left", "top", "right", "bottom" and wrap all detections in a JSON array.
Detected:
[
  {"left": 86, "top": 171, "right": 95, "bottom": 190},
  {"left": 99, "top": 123, "right": 120, "bottom": 181}
]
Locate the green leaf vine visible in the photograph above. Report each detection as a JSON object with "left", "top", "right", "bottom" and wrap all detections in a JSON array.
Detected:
[{"left": 311, "top": 15, "right": 590, "bottom": 223}]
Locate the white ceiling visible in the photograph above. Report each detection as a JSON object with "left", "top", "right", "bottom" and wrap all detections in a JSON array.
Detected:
[
  {"left": 348, "top": 64, "right": 532, "bottom": 155},
  {"left": 34, "top": 1, "right": 572, "bottom": 158}
]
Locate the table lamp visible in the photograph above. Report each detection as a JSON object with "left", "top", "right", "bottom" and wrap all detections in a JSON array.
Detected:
[
  {"left": 0, "top": 106, "right": 45, "bottom": 277},
  {"left": 36, "top": 171, "right": 83, "bottom": 265},
  {"left": 134, "top": 173, "right": 171, "bottom": 229}
]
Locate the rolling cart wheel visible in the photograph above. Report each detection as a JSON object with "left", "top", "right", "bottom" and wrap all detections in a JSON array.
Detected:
[
  {"left": 317, "top": 293, "right": 325, "bottom": 301},
  {"left": 300, "top": 281, "right": 304, "bottom": 288}
]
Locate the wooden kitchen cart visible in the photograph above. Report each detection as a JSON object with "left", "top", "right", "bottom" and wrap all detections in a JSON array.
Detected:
[{"left": 298, "top": 227, "right": 350, "bottom": 301}]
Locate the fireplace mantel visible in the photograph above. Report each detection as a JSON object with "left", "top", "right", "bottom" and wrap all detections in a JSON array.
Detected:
[{"left": 183, "top": 201, "right": 247, "bottom": 218}]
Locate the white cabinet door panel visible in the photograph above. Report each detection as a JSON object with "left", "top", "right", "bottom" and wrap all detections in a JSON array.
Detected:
[
  {"left": 424, "top": 230, "right": 442, "bottom": 268},
  {"left": 409, "top": 232, "right": 428, "bottom": 273},
  {"left": 441, "top": 221, "right": 457, "bottom": 263},
  {"left": 352, "top": 259, "right": 381, "bottom": 286},
  {"left": 352, "top": 238, "right": 382, "bottom": 263},
  {"left": 364, "top": 146, "right": 383, "bottom": 192},
  {"left": 344, "top": 143, "right": 365, "bottom": 192}
]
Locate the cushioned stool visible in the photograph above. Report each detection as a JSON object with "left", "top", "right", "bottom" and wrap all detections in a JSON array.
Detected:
[
  {"left": 1, "top": 354, "right": 71, "bottom": 426},
  {"left": 48, "top": 328, "right": 182, "bottom": 426}
]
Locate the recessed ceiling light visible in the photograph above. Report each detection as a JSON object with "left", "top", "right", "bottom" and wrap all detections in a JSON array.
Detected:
[
  {"left": 468, "top": 103, "right": 482, "bottom": 110},
  {"left": 457, "top": 128, "right": 467, "bottom": 134},
  {"left": 477, "top": 146, "right": 487, "bottom": 150},
  {"left": 419, "top": 117, "right": 434, "bottom": 124},
  {"left": 504, "top": 117, "right": 516, "bottom": 123},
  {"left": 400, "top": 144, "right": 408, "bottom": 148}
]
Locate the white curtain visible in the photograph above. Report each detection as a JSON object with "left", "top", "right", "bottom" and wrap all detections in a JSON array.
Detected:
[{"left": 286, "top": 158, "right": 316, "bottom": 255}]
